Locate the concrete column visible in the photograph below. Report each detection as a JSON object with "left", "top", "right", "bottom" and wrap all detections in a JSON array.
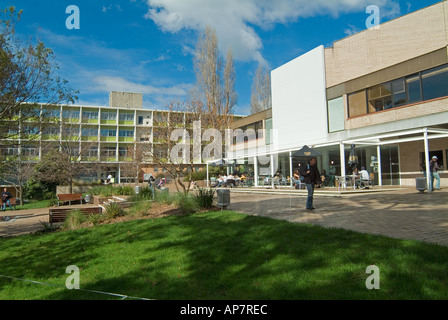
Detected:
[
  {"left": 339, "top": 142, "right": 346, "bottom": 177},
  {"left": 424, "top": 129, "right": 431, "bottom": 192},
  {"left": 289, "top": 151, "right": 293, "bottom": 187},
  {"left": 377, "top": 145, "right": 383, "bottom": 186},
  {"left": 254, "top": 156, "right": 259, "bottom": 187}
]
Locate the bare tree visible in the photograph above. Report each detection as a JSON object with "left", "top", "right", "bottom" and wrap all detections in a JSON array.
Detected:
[
  {"left": 119, "top": 141, "right": 152, "bottom": 183},
  {"left": 1, "top": 155, "right": 35, "bottom": 205},
  {"left": 191, "top": 25, "right": 238, "bottom": 132},
  {"left": 34, "top": 123, "right": 94, "bottom": 194},
  {"left": 250, "top": 64, "right": 272, "bottom": 114}
]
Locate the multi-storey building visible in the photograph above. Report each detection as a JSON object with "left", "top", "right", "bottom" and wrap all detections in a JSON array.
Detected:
[
  {"left": 225, "top": 0, "right": 448, "bottom": 190},
  {"left": 1, "top": 91, "right": 222, "bottom": 183}
]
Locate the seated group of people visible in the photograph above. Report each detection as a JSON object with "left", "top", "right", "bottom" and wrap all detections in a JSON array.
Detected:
[{"left": 214, "top": 173, "right": 247, "bottom": 188}]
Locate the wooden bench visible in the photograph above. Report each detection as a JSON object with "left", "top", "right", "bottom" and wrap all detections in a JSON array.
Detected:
[
  {"left": 57, "top": 194, "right": 83, "bottom": 207},
  {"left": 49, "top": 207, "right": 102, "bottom": 225},
  {"left": 1, "top": 198, "right": 17, "bottom": 210}
]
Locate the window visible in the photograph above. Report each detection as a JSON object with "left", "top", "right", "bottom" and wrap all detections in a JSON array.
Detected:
[
  {"left": 42, "top": 126, "right": 60, "bottom": 135},
  {"left": 87, "top": 147, "right": 98, "bottom": 158},
  {"left": 82, "top": 111, "right": 98, "bottom": 120},
  {"left": 101, "top": 111, "right": 117, "bottom": 120},
  {"left": 100, "top": 129, "right": 116, "bottom": 137},
  {"left": 103, "top": 146, "right": 116, "bottom": 157},
  {"left": 119, "top": 113, "right": 134, "bottom": 121},
  {"left": 118, "top": 147, "right": 128, "bottom": 157},
  {"left": 368, "top": 83, "right": 392, "bottom": 112},
  {"left": 422, "top": 64, "right": 448, "bottom": 101},
  {"left": 22, "top": 146, "right": 39, "bottom": 157},
  {"left": 348, "top": 90, "right": 367, "bottom": 117},
  {"left": 5, "top": 147, "right": 19, "bottom": 156},
  {"left": 43, "top": 109, "right": 60, "bottom": 118},
  {"left": 63, "top": 110, "right": 80, "bottom": 119},
  {"left": 327, "top": 97, "right": 345, "bottom": 132},
  {"left": 138, "top": 116, "right": 143, "bottom": 125},
  {"left": 119, "top": 129, "right": 134, "bottom": 137},
  {"left": 392, "top": 79, "right": 407, "bottom": 107},
  {"left": 82, "top": 128, "right": 98, "bottom": 136},
  {"left": 406, "top": 74, "right": 422, "bottom": 103}
]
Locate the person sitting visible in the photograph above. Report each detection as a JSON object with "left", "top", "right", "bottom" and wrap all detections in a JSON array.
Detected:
[
  {"left": 291, "top": 170, "right": 301, "bottom": 188},
  {"left": 234, "top": 174, "right": 241, "bottom": 186},
  {"left": 226, "top": 174, "right": 236, "bottom": 188},
  {"left": 216, "top": 175, "right": 226, "bottom": 187},
  {"left": 320, "top": 169, "right": 328, "bottom": 187},
  {"left": 358, "top": 167, "right": 370, "bottom": 189},
  {"left": 189, "top": 180, "right": 198, "bottom": 190}
]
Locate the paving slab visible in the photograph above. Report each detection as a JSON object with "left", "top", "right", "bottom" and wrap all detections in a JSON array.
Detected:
[{"left": 226, "top": 187, "right": 448, "bottom": 246}]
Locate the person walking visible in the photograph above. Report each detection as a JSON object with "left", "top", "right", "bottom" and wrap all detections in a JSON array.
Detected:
[
  {"left": 430, "top": 156, "right": 441, "bottom": 191},
  {"left": 1, "top": 188, "right": 13, "bottom": 211},
  {"left": 300, "top": 157, "right": 321, "bottom": 210}
]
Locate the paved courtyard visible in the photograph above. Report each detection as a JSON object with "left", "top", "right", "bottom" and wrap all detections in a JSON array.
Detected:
[
  {"left": 227, "top": 187, "right": 448, "bottom": 246},
  {"left": 1, "top": 187, "right": 447, "bottom": 246}
]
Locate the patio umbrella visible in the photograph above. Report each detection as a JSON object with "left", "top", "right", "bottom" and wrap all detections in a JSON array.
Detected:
[
  {"left": 210, "top": 159, "right": 226, "bottom": 167},
  {"left": 291, "top": 145, "right": 322, "bottom": 157},
  {"left": 348, "top": 144, "right": 358, "bottom": 166}
]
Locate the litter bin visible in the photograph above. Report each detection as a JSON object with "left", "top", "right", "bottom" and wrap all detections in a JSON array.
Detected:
[
  {"left": 85, "top": 194, "right": 91, "bottom": 204},
  {"left": 217, "top": 189, "right": 230, "bottom": 208},
  {"left": 135, "top": 185, "right": 141, "bottom": 194},
  {"left": 416, "top": 177, "right": 427, "bottom": 193}
]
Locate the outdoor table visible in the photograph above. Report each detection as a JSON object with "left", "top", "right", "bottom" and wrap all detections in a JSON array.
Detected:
[{"left": 346, "top": 175, "right": 360, "bottom": 189}]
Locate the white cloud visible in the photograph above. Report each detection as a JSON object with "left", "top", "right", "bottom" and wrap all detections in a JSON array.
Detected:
[{"left": 144, "top": 0, "right": 400, "bottom": 64}]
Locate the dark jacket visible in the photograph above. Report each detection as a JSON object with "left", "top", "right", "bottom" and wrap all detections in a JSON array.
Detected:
[
  {"left": 1, "top": 191, "right": 11, "bottom": 201},
  {"left": 300, "top": 163, "right": 321, "bottom": 184}
]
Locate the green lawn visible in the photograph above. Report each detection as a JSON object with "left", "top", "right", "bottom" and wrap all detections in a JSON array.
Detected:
[
  {"left": 15, "top": 199, "right": 52, "bottom": 210},
  {"left": 0, "top": 211, "right": 447, "bottom": 300}
]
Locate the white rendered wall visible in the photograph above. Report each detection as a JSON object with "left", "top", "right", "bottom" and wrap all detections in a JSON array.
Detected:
[{"left": 271, "top": 45, "right": 328, "bottom": 151}]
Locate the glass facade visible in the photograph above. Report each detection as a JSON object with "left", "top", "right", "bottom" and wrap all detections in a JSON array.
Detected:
[{"left": 347, "top": 64, "right": 448, "bottom": 118}]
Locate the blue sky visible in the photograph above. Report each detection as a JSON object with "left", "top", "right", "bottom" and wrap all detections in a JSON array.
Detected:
[{"left": 6, "top": 0, "right": 441, "bottom": 115}]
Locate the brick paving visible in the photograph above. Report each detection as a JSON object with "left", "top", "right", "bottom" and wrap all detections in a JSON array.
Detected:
[{"left": 226, "top": 187, "right": 448, "bottom": 246}]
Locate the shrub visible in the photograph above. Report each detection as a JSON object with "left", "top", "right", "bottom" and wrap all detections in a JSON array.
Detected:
[
  {"left": 154, "top": 190, "right": 178, "bottom": 205},
  {"left": 105, "top": 202, "right": 126, "bottom": 219},
  {"left": 183, "top": 170, "right": 207, "bottom": 182},
  {"left": 176, "top": 194, "right": 199, "bottom": 214},
  {"left": 117, "top": 186, "right": 135, "bottom": 196},
  {"left": 63, "top": 210, "right": 87, "bottom": 230},
  {"left": 87, "top": 213, "right": 104, "bottom": 226},
  {"left": 35, "top": 221, "right": 60, "bottom": 234},
  {"left": 128, "top": 201, "right": 152, "bottom": 217},
  {"left": 129, "top": 186, "right": 153, "bottom": 202},
  {"left": 195, "top": 188, "right": 216, "bottom": 209}
]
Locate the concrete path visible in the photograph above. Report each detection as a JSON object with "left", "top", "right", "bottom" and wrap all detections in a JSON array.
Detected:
[
  {"left": 0, "top": 204, "right": 92, "bottom": 237},
  {"left": 226, "top": 187, "right": 448, "bottom": 246}
]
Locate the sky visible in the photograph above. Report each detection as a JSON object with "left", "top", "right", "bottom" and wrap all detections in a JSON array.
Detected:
[{"left": 4, "top": 0, "right": 442, "bottom": 115}]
